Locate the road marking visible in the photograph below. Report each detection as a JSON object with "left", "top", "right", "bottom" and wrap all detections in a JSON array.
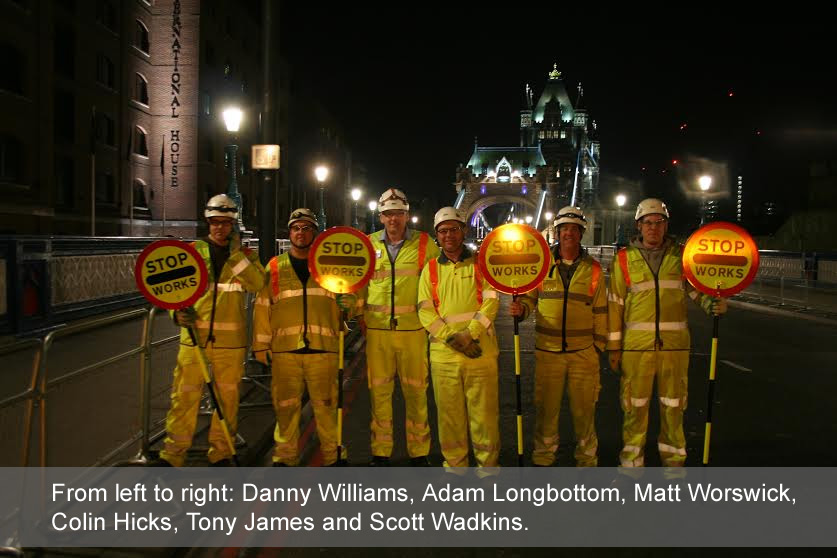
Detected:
[{"left": 720, "top": 359, "right": 752, "bottom": 372}]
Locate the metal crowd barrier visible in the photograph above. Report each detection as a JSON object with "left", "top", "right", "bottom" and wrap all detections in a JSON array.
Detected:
[{"left": 0, "top": 308, "right": 181, "bottom": 467}]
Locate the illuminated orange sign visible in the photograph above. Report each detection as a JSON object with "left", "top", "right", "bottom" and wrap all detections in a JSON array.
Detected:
[
  {"left": 682, "top": 222, "right": 759, "bottom": 297},
  {"left": 309, "top": 226, "right": 375, "bottom": 294},
  {"left": 477, "top": 223, "right": 551, "bottom": 295}
]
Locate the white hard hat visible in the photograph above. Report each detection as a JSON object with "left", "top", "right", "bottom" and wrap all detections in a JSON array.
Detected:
[
  {"left": 378, "top": 188, "right": 409, "bottom": 212},
  {"left": 287, "top": 207, "right": 319, "bottom": 229},
  {"left": 635, "top": 198, "right": 670, "bottom": 221},
  {"left": 555, "top": 206, "right": 587, "bottom": 230},
  {"left": 433, "top": 207, "right": 467, "bottom": 230},
  {"left": 205, "top": 194, "right": 238, "bottom": 220}
]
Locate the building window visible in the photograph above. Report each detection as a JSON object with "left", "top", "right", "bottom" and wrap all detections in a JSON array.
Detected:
[
  {"left": 538, "top": 130, "right": 545, "bottom": 139},
  {"left": 135, "top": 20, "right": 150, "bottom": 54},
  {"left": 96, "top": 112, "right": 115, "bottom": 146},
  {"left": 96, "top": 53, "right": 115, "bottom": 89},
  {"left": 133, "top": 126, "right": 148, "bottom": 157},
  {"left": 52, "top": 26, "right": 75, "bottom": 79},
  {"left": 0, "top": 136, "right": 23, "bottom": 183},
  {"left": 53, "top": 89, "right": 75, "bottom": 141},
  {"left": 96, "top": 0, "right": 116, "bottom": 32},
  {"left": 0, "top": 42, "right": 25, "bottom": 94},
  {"left": 205, "top": 41, "right": 216, "bottom": 66},
  {"left": 560, "top": 130, "right": 566, "bottom": 139},
  {"left": 95, "top": 170, "right": 115, "bottom": 204},
  {"left": 224, "top": 59, "right": 232, "bottom": 79},
  {"left": 134, "top": 73, "right": 149, "bottom": 105},
  {"left": 133, "top": 179, "right": 149, "bottom": 209},
  {"left": 55, "top": 157, "right": 75, "bottom": 207}
]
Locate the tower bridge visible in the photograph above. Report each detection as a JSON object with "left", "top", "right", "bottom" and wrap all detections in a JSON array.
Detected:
[{"left": 453, "top": 63, "right": 601, "bottom": 241}]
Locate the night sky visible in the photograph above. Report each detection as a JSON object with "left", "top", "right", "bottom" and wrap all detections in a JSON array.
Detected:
[{"left": 281, "top": 7, "right": 836, "bottom": 214}]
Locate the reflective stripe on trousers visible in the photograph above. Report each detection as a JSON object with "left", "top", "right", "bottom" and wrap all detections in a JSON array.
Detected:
[
  {"left": 619, "top": 350, "right": 689, "bottom": 468},
  {"left": 160, "top": 344, "right": 246, "bottom": 466},
  {"left": 367, "top": 329, "right": 430, "bottom": 458},
  {"left": 430, "top": 353, "right": 499, "bottom": 470},
  {"left": 270, "top": 352, "right": 340, "bottom": 466},
  {"left": 532, "top": 347, "right": 600, "bottom": 467}
]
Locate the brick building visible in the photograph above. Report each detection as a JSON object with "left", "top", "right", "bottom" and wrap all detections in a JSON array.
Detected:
[{"left": 0, "top": 0, "right": 289, "bottom": 237}]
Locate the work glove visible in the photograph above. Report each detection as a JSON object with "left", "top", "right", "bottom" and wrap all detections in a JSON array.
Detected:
[
  {"left": 462, "top": 339, "right": 483, "bottom": 359},
  {"left": 509, "top": 300, "right": 526, "bottom": 318},
  {"left": 608, "top": 350, "right": 621, "bottom": 373},
  {"left": 175, "top": 307, "right": 197, "bottom": 327},
  {"left": 446, "top": 330, "right": 474, "bottom": 353},
  {"left": 228, "top": 232, "right": 241, "bottom": 254},
  {"left": 336, "top": 293, "right": 357, "bottom": 313},
  {"left": 253, "top": 350, "right": 271, "bottom": 366},
  {"left": 711, "top": 298, "right": 728, "bottom": 316}
]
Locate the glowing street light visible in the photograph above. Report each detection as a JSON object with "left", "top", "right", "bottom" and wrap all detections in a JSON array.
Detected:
[
  {"left": 367, "top": 200, "right": 378, "bottom": 233},
  {"left": 615, "top": 194, "right": 627, "bottom": 245},
  {"left": 411, "top": 215, "right": 418, "bottom": 224},
  {"left": 221, "top": 106, "right": 244, "bottom": 231},
  {"left": 315, "top": 165, "right": 329, "bottom": 228},
  {"left": 698, "top": 175, "right": 712, "bottom": 226},
  {"left": 525, "top": 215, "right": 533, "bottom": 224}
]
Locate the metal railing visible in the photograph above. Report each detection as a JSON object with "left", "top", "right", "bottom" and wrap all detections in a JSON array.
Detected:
[{"left": 0, "top": 307, "right": 181, "bottom": 467}]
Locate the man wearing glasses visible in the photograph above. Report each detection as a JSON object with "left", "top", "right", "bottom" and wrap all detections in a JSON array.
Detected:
[
  {"left": 418, "top": 207, "right": 500, "bottom": 476},
  {"left": 607, "top": 198, "right": 727, "bottom": 472},
  {"left": 154, "top": 194, "right": 266, "bottom": 467},
  {"left": 252, "top": 208, "right": 356, "bottom": 466},
  {"left": 359, "top": 188, "right": 439, "bottom": 466}
]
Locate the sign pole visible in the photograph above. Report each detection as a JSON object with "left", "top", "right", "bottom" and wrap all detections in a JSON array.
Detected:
[
  {"left": 187, "top": 325, "right": 239, "bottom": 466},
  {"left": 513, "top": 293, "right": 523, "bottom": 467},
  {"left": 681, "top": 222, "right": 759, "bottom": 466},
  {"left": 703, "top": 283, "right": 721, "bottom": 466},
  {"left": 337, "top": 309, "right": 347, "bottom": 464},
  {"left": 477, "top": 223, "right": 551, "bottom": 468},
  {"left": 308, "top": 226, "right": 376, "bottom": 466}
]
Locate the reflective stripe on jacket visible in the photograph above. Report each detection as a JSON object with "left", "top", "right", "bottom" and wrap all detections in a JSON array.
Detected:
[
  {"left": 362, "top": 229, "right": 439, "bottom": 331},
  {"left": 521, "top": 252, "right": 607, "bottom": 353},
  {"left": 607, "top": 241, "right": 700, "bottom": 351},
  {"left": 417, "top": 252, "right": 499, "bottom": 361},
  {"left": 252, "top": 253, "right": 342, "bottom": 353},
  {"left": 178, "top": 240, "right": 266, "bottom": 348}
]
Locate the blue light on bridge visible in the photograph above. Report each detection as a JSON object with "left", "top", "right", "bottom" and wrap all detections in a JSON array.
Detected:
[
  {"left": 480, "top": 184, "right": 487, "bottom": 195},
  {"left": 521, "top": 184, "right": 528, "bottom": 195}
]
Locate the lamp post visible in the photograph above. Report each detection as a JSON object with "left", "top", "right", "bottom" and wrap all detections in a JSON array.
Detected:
[
  {"left": 222, "top": 106, "right": 244, "bottom": 231},
  {"left": 351, "top": 188, "right": 362, "bottom": 229},
  {"left": 315, "top": 165, "right": 329, "bottom": 229},
  {"left": 544, "top": 211, "right": 554, "bottom": 244},
  {"left": 699, "top": 175, "right": 712, "bottom": 226},
  {"left": 367, "top": 200, "right": 378, "bottom": 233},
  {"left": 615, "top": 193, "right": 627, "bottom": 245}
]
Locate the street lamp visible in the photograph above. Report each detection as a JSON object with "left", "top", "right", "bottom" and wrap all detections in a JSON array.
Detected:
[
  {"left": 698, "top": 175, "right": 712, "bottom": 226},
  {"left": 315, "top": 165, "right": 329, "bottom": 229},
  {"left": 351, "top": 187, "right": 362, "bottom": 229},
  {"left": 544, "top": 211, "right": 554, "bottom": 244},
  {"left": 367, "top": 200, "right": 378, "bottom": 233},
  {"left": 411, "top": 215, "right": 418, "bottom": 225},
  {"left": 615, "top": 193, "right": 627, "bottom": 245},
  {"left": 525, "top": 215, "right": 533, "bottom": 224},
  {"left": 222, "top": 106, "right": 244, "bottom": 231}
]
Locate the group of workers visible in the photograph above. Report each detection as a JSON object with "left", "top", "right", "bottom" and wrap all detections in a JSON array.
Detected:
[{"left": 150, "top": 189, "right": 727, "bottom": 472}]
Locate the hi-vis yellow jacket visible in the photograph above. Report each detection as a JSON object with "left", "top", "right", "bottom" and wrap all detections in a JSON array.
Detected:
[
  {"left": 178, "top": 240, "right": 266, "bottom": 349},
  {"left": 252, "top": 253, "right": 350, "bottom": 353},
  {"left": 607, "top": 238, "right": 713, "bottom": 352},
  {"left": 360, "top": 229, "right": 439, "bottom": 331},
  {"left": 520, "top": 249, "right": 607, "bottom": 353},
  {"left": 417, "top": 249, "right": 499, "bottom": 362}
]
